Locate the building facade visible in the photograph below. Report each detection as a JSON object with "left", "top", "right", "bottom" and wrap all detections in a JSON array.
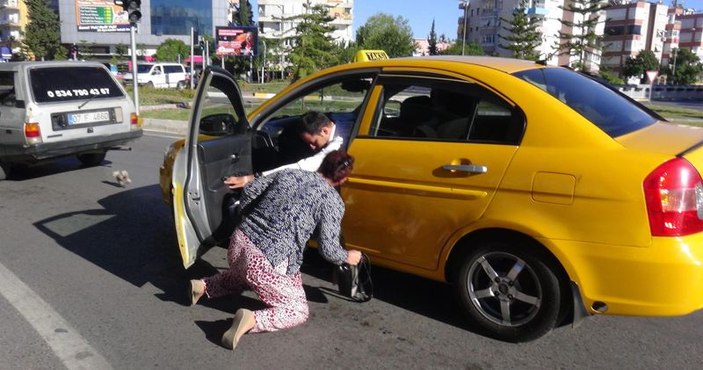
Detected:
[
  {"left": 460, "top": 0, "right": 603, "bottom": 68},
  {"left": 257, "top": 0, "right": 353, "bottom": 76},
  {"left": 58, "top": 0, "right": 230, "bottom": 59},
  {"left": 257, "top": 0, "right": 353, "bottom": 46},
  {"left": 601, "top": 1, "right": 671, "bottom": 73},
  {"left": 675, "top": 6, "right": 703, "bottom": 60},
  {"left": 0, "top": 0, "right": 28, "bottom": 57},
  {"left": 460, "top": 0, "right": 613, "bottom": 71}
]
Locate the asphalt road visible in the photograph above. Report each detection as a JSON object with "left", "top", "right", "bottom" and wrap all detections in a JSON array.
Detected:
[{"left": 1, "top": 133, "right": 702, "bottom": 369}]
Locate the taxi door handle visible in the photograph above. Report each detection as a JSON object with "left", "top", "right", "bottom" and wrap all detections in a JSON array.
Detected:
[{"left": 442, "top": 164, "right": 488, "bottom": 174}]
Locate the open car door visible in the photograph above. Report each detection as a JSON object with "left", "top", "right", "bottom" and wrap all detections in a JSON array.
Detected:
[{"left": 172, "top": 67, "right": 251, "bottom": 268}]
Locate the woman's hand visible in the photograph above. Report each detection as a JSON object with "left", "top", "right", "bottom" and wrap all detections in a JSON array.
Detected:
[
  {"left": 346, "top": 250, "right": 362, "bottom": 265},
  {"left": 223, "top": 175, "right": 254, "bottom": 189}
]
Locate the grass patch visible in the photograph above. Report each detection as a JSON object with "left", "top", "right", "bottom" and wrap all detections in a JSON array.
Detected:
[
  {"left": 127, "top": 86, "right": 195, "bottom": 105},
  {"left": 640, "top": 102, "right": 703, "bottom": 121}
]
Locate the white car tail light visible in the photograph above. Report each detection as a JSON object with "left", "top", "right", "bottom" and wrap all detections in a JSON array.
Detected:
[
  {"left": 130, "top": 112, "right": 140, "bottom": 128},
  {"left": 24, "top": 122, "right": 42, "bottom": 144},
  {"left": 643, "top": 157, "right": 703, "bottom": 236}
]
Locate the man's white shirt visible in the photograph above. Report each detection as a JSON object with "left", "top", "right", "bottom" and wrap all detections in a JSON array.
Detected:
[{"left": 261, "top": 124, "right": 343, "bottom": 177}]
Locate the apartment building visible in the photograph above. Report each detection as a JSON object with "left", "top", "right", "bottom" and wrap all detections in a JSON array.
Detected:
[
  {"left": 460, "top": 0, "right": 604, "bottom": 70},
  {"left": 0, "top": 0, "right": 27, "bottom": 58},
  {"left": 257, "top": 0, "right": 354, "bottom": 46},
  {"left": 257, "top": 0, "right": 353, "bottom": 75},
  {"left": 674, "top": 6, "right": 703, "bottom": 60},
  {"left": 601, "top": 1, "right": 670, "bottom": 73}
]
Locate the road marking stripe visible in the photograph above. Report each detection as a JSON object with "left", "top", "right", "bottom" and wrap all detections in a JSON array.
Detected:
[{"left": 0, "top": 261, "right": 112, "bottom": 370}]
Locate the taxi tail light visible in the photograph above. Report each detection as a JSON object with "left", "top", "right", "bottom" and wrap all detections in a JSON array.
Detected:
[
  {"left": 24, "top": 122, "right": 42, "bottom": 143},
  {"left": 643, "top": 157, "right": 703, "bottom": 236}
]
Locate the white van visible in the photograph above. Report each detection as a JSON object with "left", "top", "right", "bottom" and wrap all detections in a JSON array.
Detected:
[
  {"left": 0, "top": 61, "right": 142, "bottom": 180},
  {"left": 122, "top": 62, "right": 188, "bottom": 89}
]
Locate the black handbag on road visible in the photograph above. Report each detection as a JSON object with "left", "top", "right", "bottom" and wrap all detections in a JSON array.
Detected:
[{"left": 334, "top": 253, "right": 373, "bottom": 302}]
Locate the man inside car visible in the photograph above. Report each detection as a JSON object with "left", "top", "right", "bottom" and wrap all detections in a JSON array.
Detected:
[{"left": 223, "top": 111, "right": 343, "bottom": 189}]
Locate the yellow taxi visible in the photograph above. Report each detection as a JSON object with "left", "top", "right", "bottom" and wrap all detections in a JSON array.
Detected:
[{"left": 159, "top": 56, "right": 703, "bottom": 342}]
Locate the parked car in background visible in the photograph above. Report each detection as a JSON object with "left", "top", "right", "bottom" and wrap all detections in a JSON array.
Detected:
[
  {"left": 0, "top": 61, "right": 142, "bottom": 180},
  {"left": 159, "top": 57, "right": 703, "bottom": 342},
  {"left": 122, "top": 62, "right": 188, "bottom": 89}
]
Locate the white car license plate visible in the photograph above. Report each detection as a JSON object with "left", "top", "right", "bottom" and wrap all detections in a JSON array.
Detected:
[{"left": 67, "top": 110, "right": 110, "bottom": 125}]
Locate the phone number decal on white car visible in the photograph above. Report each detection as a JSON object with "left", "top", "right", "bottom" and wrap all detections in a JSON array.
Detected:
[{"left": 46, "top": 88, "right": 111, "bottom": 98}]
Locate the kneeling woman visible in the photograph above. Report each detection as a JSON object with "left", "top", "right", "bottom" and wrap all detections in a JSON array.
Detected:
[{"left": 190, "top": 150, "right": 362, "bottom": 350}]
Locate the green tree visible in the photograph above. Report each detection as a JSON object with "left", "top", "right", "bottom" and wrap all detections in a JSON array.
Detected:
[
  {"left": 665, "top": 48, "right": 703, "bottom": 85},
  {"left": 598, "top": 68, "right": 624, "bottom": 85},
  {"left": 231, "top": 0, "right": 254, "bottom": 26},
  {"left": 156, "top": 39, "right": 190, "bottom": 62},
  {"left": 115, "top": 43, "right": 128, "bottom": 61},
  {"left": 53, "top": 45, "right": 68, "bottom": 60},
  {"left": 554, "top": 0, "right": 609, "bottom": 71},
  {"left": 23, "top": 0, "right": 61, "bottom": 60},
  {"left": 331, "top": 41, "right": 359, "bottom": 64},
  {"left": 621, "top": 50, "right": 660, "bottom": 82},
  {"left": 427, "top": 19, "right": 438, "bottom": 56},
  {"left": 441, "top": 40, "right": 484, "bottom": 56},
  {"left": 227, "top": 0, "right": 255, "bottom": 80},
  {"left": 499, "top": 0, "right": 543, "bottom": 61},
  {"left": 288, "top": 2, "right": 337, "bottom": 81},
  {"left": 78, "top": 40, "right": 92, "bottom": 59},
  {"left": 356, "top": 13, "right": 415, "bottom": 58}
]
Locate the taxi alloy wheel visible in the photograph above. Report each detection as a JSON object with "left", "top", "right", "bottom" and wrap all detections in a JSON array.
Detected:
[{"left": 456, "top": 241, "right": 561, "bottom": 342}]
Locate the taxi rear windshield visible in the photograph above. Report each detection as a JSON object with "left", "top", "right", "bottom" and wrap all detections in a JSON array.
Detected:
[
  {"left": 513, "top": 68, "right": 658, "bottom": 137},
  {"left": 30, "top": 66, "right": 124, "bottom": 103}
]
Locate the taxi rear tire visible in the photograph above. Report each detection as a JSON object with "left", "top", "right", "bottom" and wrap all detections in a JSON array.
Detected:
[
  {"left": 77, "top": 151, "right": 107, "bottom": 167},
  {"left": 456, "top": 240, "right": 561, "bottom": 342}
]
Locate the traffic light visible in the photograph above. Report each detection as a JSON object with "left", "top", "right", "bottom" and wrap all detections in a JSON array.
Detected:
[{"left": 114, "top": 0, "right": 141, "bottom": 24}]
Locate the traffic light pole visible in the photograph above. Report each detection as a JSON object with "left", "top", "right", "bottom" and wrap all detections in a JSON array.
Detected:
[{"left": 130, "top": 23, "right": 139, "bottom": 114}]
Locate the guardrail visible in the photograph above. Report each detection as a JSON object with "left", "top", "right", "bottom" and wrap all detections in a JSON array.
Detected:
[{"left": 617, "top": 84, "right": 703, "bottom": 101}]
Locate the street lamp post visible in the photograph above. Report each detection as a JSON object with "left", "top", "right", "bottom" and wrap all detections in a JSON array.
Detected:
[{"left": 461, "top": 1, "right": 470, "bottom": 56}]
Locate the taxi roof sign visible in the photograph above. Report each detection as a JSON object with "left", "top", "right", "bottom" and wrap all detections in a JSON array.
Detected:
[{"left": 353, "top": 50, "right": 389, "bottom": 63}]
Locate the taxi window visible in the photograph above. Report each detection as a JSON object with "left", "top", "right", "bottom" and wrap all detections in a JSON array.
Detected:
[
  {"left": 369, "top": 76, "right": 524, "bottom": 144},
  {"left": 514, "top": 67, "right": 657, "bottom": 137},
  {"left": 30, "top": 66, "right": 124, "bottom": 103}
]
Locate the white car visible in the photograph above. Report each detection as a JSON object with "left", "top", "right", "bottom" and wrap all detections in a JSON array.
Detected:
[
  {"left": 0, "top": 61, "right": 142, "bottom": 180},
  {"left": 122, "top": 62, "right": 188, "bottom": 89}
]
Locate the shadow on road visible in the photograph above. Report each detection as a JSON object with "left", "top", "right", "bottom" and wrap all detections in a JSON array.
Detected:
[
  {"left": 5, "top": 156, "right": 112, "bottom": 181},
  {"left": 300, "top": 250, "right": 482, "bottom": 335},
  {"left": 32, "top": 183, "right": 484, "bottom": 338},
  {"left": 33, "top": 184, "right": 188, "bottom": 304}
]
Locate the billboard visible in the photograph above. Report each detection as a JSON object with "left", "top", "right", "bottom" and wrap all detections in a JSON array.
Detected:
[
  {"left": 75, "top": 0, "right": 130, "bottom": 32},
  {"left": 215, "top": 27, "right": 257, "bottom": 57}
]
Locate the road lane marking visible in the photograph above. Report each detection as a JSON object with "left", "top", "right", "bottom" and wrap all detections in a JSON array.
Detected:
[{"left": 0, "top": 261, "right": 112, "bottom": 370}]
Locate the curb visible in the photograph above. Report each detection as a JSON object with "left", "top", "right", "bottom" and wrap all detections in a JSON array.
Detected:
[{"left": 142, "top": 118, "right": 188, "bottom": 136}]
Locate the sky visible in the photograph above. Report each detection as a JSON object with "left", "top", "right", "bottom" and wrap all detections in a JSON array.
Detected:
[
  {"left": 250, "top": 0, "right": 703, "bottom": 40},
  {"left": 352, "top": 0, "right": 461, "bottom": 39}
]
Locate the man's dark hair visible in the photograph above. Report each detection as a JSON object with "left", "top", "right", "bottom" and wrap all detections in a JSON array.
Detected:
[
  {"left": 319, "top": 150, "right": 354, "bottom": 182},
  {"left": 296, "top": 111, "right": 332, "bottom": 135}
]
